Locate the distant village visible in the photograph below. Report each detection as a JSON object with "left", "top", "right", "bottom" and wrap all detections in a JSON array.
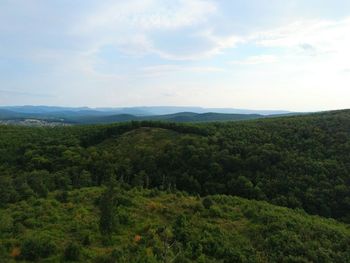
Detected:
[{"left": 0, "top": 118, "right": 71, "bottom": 126}]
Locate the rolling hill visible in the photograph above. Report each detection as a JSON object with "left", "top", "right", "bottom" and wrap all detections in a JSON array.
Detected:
[
  {"left": 0, "top": 106, "right": 293, "bottom": 125},
  {"left": 0, "top": 106, "right": 292, "bottom": 116},
  {"left": 0, "top": 110, "right": 266, "bottom": 125},
  {"left": 70, "top": 112, "right": 264, "bottom": 124},
  {"left": 0, "top": 109, "right": 349, "bottom": 262}
]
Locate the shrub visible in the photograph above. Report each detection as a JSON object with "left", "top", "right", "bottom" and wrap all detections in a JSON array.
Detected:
[
  {"left": 80, "top": 232, "right": 92, "bottom": 246},
  {"left": 55, "top": 190, "right": 68, "bottom": 203},
  {"left": 64, "top": 242, "right": 81, "bottom": 261},
  {"left": 173, "top": 215, "right": 190, "bottom": 244},
  {"left": 117, "top": 209, "right": 132, "bottom": 226},
  {"left": 21, "top": 236, "right": 56, "bottom": 260},
  {"left": 0, "top": 213, "right": 13, "bottom": 233},
  {"left": 202, "top": 197, "right": 214, "bottom": 209}
]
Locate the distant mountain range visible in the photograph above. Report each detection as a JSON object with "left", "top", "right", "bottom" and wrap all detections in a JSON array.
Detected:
[
  {"left": 72, "top": 112, "right": 265, "bottom": 124},
  {"left": 0, "top": 106, "right": 291, "bottom": 115},
  {"left": 0, "top": 106, "right": 296, "bottom": 125}
]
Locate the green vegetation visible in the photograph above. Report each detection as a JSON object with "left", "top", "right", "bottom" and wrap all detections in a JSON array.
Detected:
[
  {"left": 0, "top": 186, "right": 349, "bottom": 262},
  {"left": 0, "top": 109, "right": 349, "bottom": 261}
]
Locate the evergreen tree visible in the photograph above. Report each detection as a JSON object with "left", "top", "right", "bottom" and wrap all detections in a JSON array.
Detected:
[{"left": 99, "top": 180, "right": 117, "bottom": 244}]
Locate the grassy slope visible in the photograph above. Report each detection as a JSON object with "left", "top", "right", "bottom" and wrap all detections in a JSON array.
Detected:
[
  {"left": 0, "top": 187, "right": 349, "bottom": 262},
  {"left": 96, "top": 127, "right": 184, "bottom": 151}
]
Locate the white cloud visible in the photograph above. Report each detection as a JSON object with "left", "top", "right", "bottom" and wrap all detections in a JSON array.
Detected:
[
  {"left": 114, "top": 35, "right": 154, "bottom": 56},
  {"left": 141, "top": 64, "right": 224, "bottom": 76},
  {"left": 69, "top": 0, "right": 225, "bottom": 61},
  {"left": 195, "top": 30, "right": 244, "bottom": 57},
  {"left": 241, "top": 17, "right": 350, "bottom": 75},
  {"left": 68, "top": 0, "right": 240, "bottom": 62},
  {"left": 75, "top": 0, "right": 216, "bottom": 33},
  {"left": 231, "top": 55, "right": 278, "bottom": 65},
  {"left": 252, "top": 17, "right": 350, "bottom": 56},
  {"left": 151, "top": 31, "right": 242, "bottom": 60}
]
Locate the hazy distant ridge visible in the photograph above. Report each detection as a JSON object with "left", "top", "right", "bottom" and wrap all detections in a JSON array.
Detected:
[{"left": 0, "top": 106, "right": 291, "bottom": 116}]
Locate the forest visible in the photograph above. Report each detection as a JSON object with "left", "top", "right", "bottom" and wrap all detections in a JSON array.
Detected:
[{"left": 0, "top": 109, "right": 349, "bottom": 262}]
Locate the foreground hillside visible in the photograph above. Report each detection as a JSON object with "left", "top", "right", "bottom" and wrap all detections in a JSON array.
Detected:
[{"left": 0, "top": 186, "right": 349, "bottom": 262}]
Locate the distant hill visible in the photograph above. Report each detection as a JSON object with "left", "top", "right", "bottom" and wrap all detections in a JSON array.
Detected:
[
  {"left": 96, "top": 106, "right": 292, "bottom": 116},
  {"left": 0, "top": 109, "right": 23, "bottom": 119},
  {"left": 71, "top": 112, "right": 264, "bottom": 124},
  {"left": 0, "top": 105, "right": 292, "bottom": 116},
  {"left": 0, "top": 107, "right": 273, "bottom": 125},
  {"left": 144, "top": 112, "right": 262, "bottom": 122}
]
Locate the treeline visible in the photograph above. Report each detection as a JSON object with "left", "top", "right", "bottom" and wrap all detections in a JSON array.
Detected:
[{"left": 0, "top": 110, "right": 349, "bottom": 222}]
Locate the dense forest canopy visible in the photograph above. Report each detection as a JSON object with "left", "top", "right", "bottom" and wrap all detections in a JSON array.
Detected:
[
  {"left": 0, "top": 110, "right": 350, "bottom": 222},
  {"left": 0, "top": 109, "right": 350, "bottom": 261}
]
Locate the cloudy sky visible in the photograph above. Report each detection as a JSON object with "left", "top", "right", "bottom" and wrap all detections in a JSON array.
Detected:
[{"left": 1, "top": 0, "right": 350, "bottom": 111}]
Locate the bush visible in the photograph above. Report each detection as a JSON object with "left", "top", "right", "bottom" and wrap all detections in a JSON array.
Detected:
[
  {"left": 64, "top": 242, "right": 81, "bottom": 261},
  {"left": 0, "top": 213, "right": 13, "bottom": 233},
  {"left": 202, "top": 197, "right": 214, "bottom": 209},
  {"left": 21, "top": 236, "right": 56, "bottom": 260},
  {"left": 55, "top": 190, "right": 68, "bottom": 203},
  {"left": 173, "top": 215, "right": 190, "bottom": 244},
  {"left": 117, "top": 209, "right": 132, "bottom": 226},
  {"left": 80, "top": 232, "right": 92, "bottom": 246}
]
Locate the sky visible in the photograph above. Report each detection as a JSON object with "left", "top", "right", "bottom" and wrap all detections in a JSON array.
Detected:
[{"left": 0, "top": 0, "right": 350, "bottom": 111}]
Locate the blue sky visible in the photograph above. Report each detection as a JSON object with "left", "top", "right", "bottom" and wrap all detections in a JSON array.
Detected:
[{"left": 1, "top": 0, "right": 350, "bottom": 111}]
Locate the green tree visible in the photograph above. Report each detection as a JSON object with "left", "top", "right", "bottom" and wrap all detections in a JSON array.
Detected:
[
  {"left": 99, "top": 183, "right": 117, "bottom": 244},
  {"left": 64, "top": 242, "right": 81, "bottom": 261},
  {"left": 0, "top": 175, "right": 18, "bottom": 205}
]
